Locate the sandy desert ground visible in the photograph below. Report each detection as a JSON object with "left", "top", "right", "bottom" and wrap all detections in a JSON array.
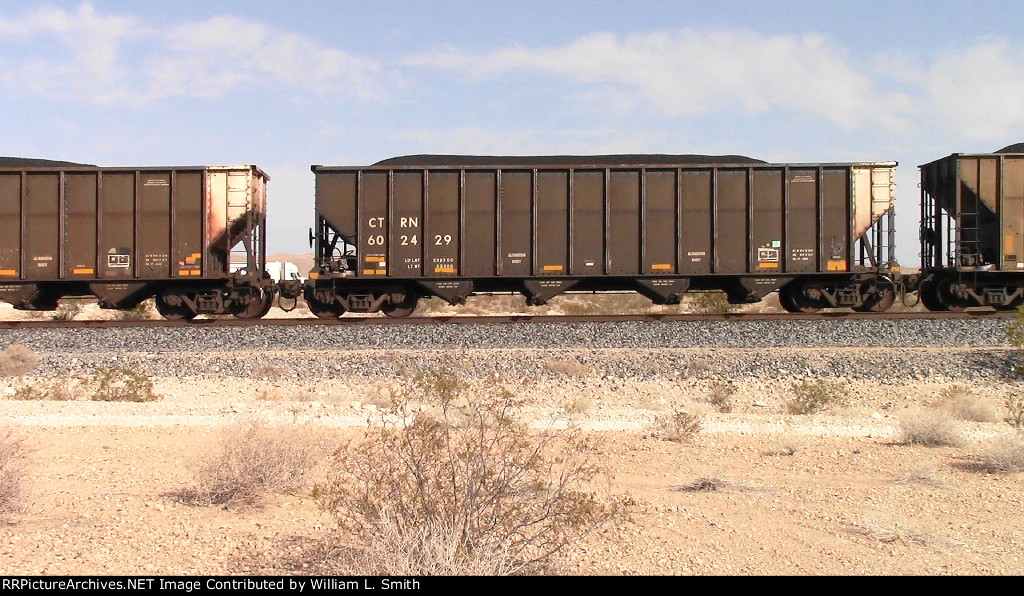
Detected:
[{"left": 1, "top": 347, "right": 1022, "bottom": 576}]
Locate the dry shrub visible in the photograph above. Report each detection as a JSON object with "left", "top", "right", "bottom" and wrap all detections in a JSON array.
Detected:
[
  {"left": 688, "top": 291, "right": 735, "bottom": 314},
  {"left": 0, "top": 428, "right": 27, "bottom": 513},
  {"left": 687, "top": 359, "right": 714, "bottom": 377},
  {"left": 51, "top": 300, "right": 84, "bottom": 321},
  {"left": 256, "top": 388, "right": 283, "bottom": 401},
  {"left": 1006, "top": 393, "right": 1024, "bottom": 430},
  {"left": 855, "top": 517, "right": 934, "bottom": 546},
  {"left": 899, "top": 408, "right": 963, "bottom": 447},
  {"left": 544, "top": 359, "right": 591, "bottom": 378},
  {"left": 183, "top": 420, "right": 323, "bottom": 506},
  {"left": 933, "top": 385, "right": 1000, "bottom": 422},
  {"left": 654, "top": 409, "right": 702, "bottom": 443},
  {"left": 250, "top": 362, "right": 290, "bottom": 381},
  {"left": 566, "top": 396, "right": 596, "bottom": 416},
  {"left": 555, "top": 294, "right": 653, "bottom": 315},
  {"left": 895, "top": 465, "right": 951, "bottom": 488},
  {"left": 318, "top": 369, "right": 618, "bottom": 576},
  {"left": 706, "top": 381, "right": 736, "bottom": 413},
  {"left": 774, "top": 433, "right": 810, "bottom": 456},
  {"left": 0, "top": 345, "right": 38, "bottom": 377},
  {"left": 553, "top": 296, "right": 603, "bottom": 316},
  {"left": 975, "top": 434, "right": 1024, "bottom": 473},
  {"left": 672, "top": 472, "right": 761, "bottom": 494},
  {"left": 114, "top": 299, "right": 154, "bottom": 321},
  {"left": 786, "top": 378, "right": 847, "bottom": 415},
  {"left": 363, "top": 388, "right": 397, "bottom": 409},
  {"left": 679, "top": 475, "right": 725, "bottom": 492},
  {"left": 12, "top": 377, "right": 85, "bottom": 401},
  {"left": 10, "top": 369, "right": 153, "bottom": 402},
  {"left": 91, "top": 366, "right": 159, "bottom": 402}
]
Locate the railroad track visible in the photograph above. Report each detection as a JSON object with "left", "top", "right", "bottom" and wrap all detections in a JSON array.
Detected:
[{"left": 0, "top": 309, "right": 1015, "bottom": 329}]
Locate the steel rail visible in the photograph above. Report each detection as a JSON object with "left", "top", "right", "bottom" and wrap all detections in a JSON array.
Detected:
[{"left": 0, "top": 309, "right": 1015, "bottom": 330}]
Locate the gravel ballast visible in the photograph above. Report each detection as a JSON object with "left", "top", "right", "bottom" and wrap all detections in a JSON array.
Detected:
[
  {"left": 0, "top": 318, "right": 1018, "bottom": 382},
  {"left": 0, "top": 317, "right": 1013, "bottom": 353}
]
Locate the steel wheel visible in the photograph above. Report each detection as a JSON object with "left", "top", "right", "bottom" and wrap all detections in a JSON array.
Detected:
[
  {"left": 233, "top": 289, "right": 274, "bottom": 319},
  {"left": 308, "top": 296, "right": 344, "bottom": 319},
  {"left": 918, "top": 279, "right": 947, "bottom": 312},
  {"left": 936, "top": 278, "right": 970, "bottom": 312},
  {"left": 853, "top": 286, "right": 896, "bottom": 313},
  {"left": 382, "top": 297, "right": 418, "bottom": 318},
  {"left": 779, "top": 285, "right": 821, "bottom": 314},
  {"left": 155, "top": 293, "right": 195, "bottom": 321}
]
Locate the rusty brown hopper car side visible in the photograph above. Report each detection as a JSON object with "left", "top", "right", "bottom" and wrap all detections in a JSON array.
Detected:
[
  {"left": 0, "top": 165, "right": 275, "bottom": 320},
  {"left": 919, "top": 148, "right": 1024, "bottom": 310},
  {"left": 306, "top": 156, "right": 900, "bottom": 317}
]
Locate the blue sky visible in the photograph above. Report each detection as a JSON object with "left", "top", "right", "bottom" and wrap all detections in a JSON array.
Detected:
[{"left": 3, "top": 1, "right": 1024, "bottom": 263}]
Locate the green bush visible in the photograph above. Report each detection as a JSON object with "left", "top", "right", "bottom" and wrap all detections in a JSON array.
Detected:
[
  {"left": 1007, "top": 310, "right": 1024, "bottom": 376},
  {"left": 91, "top": 366, "right": 159, "bottom": 402},
  {"left": 786, "top": 378, "right": 847, "bottom": 415},
  {"left": 689, "top": 291, "right": 735, "bottom": 314},
  {"left": 52, "top": 299, "right": 84, "bottom": 321},
  {"left": 114, "top": 299, "right": 154, "bottom": 321}
]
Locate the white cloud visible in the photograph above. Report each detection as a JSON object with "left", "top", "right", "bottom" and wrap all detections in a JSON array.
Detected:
[
  {"left": 390, "top": 126, "right": 703, "bottom": 156},
  {"left": 925, "top": 40, "right": 1024, "bottom": 143},
  {"left": 146, "top": 16, "right": 381, "bottom": 103},
  {"left": 390, "top": 127, "right": 544, "bottom": 155},
  {"left": 407, "top": 30, "right": 914, "bottom": 132},
  {"left": 0, "top": 4, "right": 142, "bottom": 103},
  {"left": 0, "top": 3, "right": 382, "bottom": 105}
]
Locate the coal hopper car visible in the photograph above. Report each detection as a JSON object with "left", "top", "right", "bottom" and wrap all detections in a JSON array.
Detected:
[
  {"left": 304, "top": 155, "right": 901, "bottom": 317},
  {"left": 919, "top": 145, "right": 1024, "bottom": 310},
  {"left": 0, "top": 164, "right": 274, "bottom": 320}
]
